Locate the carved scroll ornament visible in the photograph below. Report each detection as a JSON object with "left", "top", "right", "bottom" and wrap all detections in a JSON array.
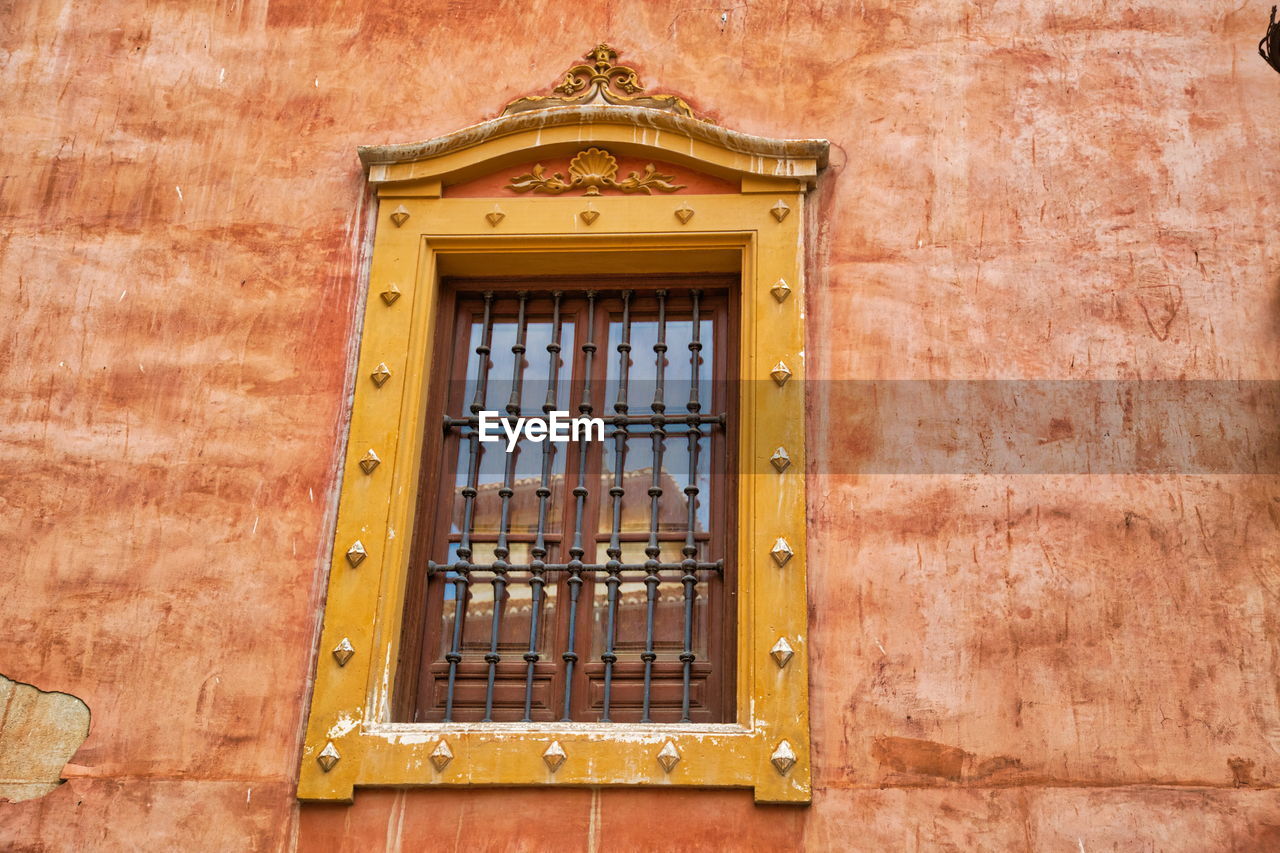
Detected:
[{"left": 503, "top": 43, "right": 699, "bottom": 119}]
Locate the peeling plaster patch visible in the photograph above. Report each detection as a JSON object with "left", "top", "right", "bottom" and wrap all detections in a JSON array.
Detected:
[
  {"left": 326, "top": 713, "right": 359, "bottom": 739},
  {"left": 0, "top": 673, "right": 91, "bottom": 803},
  {"left": 373, "top": 645, "right": 392, "bottom": 719},
  {"left": 394, "top": 732, "right": 433, "bottom": 745},
  {"left": 365, "top": 722, "right": 744, "bottom": 745}
]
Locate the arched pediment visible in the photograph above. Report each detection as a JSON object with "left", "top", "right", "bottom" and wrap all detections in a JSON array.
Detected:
[{"left": 357, "top": 45, "right": 828, "bottom": 192}]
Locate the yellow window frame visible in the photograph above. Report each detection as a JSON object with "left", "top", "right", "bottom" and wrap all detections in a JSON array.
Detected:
[{"left": 298, "top": 103, "right": 826, "bottom": 805}]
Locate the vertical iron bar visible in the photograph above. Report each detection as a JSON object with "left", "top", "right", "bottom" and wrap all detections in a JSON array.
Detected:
[
  {"left": 523, "top": 292, "right": 562, "bottom": 721},
  {"left": 680, "top": 291, "right": 702, "bottom": 722},
  {"left": 641, "top": 290, "right": 668, "bottom": 722},
  {"left": 484, "top": 292, "right": 529, "bottom": 721},
  {"left": 561, "top": 292, "right": 596, "bottom": 720},
  {"left": 601, "top": 290, "right": 633, "bottom": 721},
  {"left": 445, "top": 292, "right": 494, "bottom": 722}
]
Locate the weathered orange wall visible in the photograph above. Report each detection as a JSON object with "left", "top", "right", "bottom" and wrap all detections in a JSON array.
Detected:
[{"left": 2, "top": 0, "right": 1279, "bottom": 849}]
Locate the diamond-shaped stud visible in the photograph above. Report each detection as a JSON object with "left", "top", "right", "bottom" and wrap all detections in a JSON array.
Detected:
[
  {"left": 657, "top": 741, "right": 681, "bottom": 773},
  {"left": 380, "top": 284, "right": 401, "bottom": 305},
  {"left": 359, "top": 449, "right": 380, "bottom": 474},
  {"left": 332, "top": 637, "right": 355, "bottom": 666},
  {"left": 771, "top": 537, "right": 794, "bottom": 567},
  {"left": 389, "top": 205, "right": 410, "bottom": 227},
  {"left": 674, "top": 204, "right": 695, "bottom": 224},
  {"left": 486, "top": 206, "right": 505, "bottom": 227},
  {"left": 345, "top": 540, "right": 367, "bottom": 568},
  {"left": 771, "top": 279, "right": 792, "bottom": 302},
  {"left": 430, "top": 739, "right": 453, "bottom": 771},
  {"left": 770, "top": 740, "right": 797, "bottom": 776},
  {"left": 770, "top": 199, "right": 791, "bottom": 222},
  {"left": 370, "top": 363, "right": 392, "bottom": 387},
  {"left": 542, "top": 740, "right": 567, "bottom": 772},
  {"left": 770, "top": 361, "right": 792, "bottom": 385},
  {"left": 579, "top": 205, "right": 599, "bottom": 225},
  {"left": 770, "top": 637, "right": 795, "bottom": 668},
  {"left": 770, "top": 447, "right": 791, "bottom": 473},
  {"left": 317, "top": 741, "right": 340, "bottom": 772}
]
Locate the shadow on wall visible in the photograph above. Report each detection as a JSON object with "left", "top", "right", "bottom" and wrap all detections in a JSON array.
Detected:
[
  {"left": 1261, "top": 5, "right": 1280, "bottom": 74},
  {"left": 0, "top": 674, "right": 90, "bottom": 803},
  {"left": 1272, "top": 274, "right": 1280, "bottom": 342}
]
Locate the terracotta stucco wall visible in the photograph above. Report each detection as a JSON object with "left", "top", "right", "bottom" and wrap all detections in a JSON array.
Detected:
[{"left": 2, "top": 1, "right": 1279, "bottom": 849}]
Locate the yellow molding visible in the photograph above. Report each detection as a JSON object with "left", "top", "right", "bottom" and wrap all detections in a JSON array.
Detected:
[
  {"left": 361, "top": 109, "right": 826, "bottom": 189},
  {"left": 740, "top": 174, "right": 809, "bottom": 194},
  {"left": 378, "top": 177, "right": 442, "bottom": 199},
  {"left": 300, "top": 116, "right": 821, "bottom": 805}
]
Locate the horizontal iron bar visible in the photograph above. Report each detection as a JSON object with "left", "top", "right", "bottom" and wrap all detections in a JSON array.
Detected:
[
  {"left": 447, "top": 532, "right": 709, "bottom": 543},
  {"left": 426, "top": 560, "right": 724, "bottom": 575},
  {"left": 442, "top": 413, "right": 726, "bottom": 429}
]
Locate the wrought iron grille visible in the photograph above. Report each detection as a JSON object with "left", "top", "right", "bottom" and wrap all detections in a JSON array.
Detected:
[{"left": 400, "top": 282, "right": 736, "bottom": 724}]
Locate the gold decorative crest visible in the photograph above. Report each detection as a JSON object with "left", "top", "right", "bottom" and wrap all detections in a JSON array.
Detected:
[
  {"left": 503, "top": 44, "right": 698, "bottom": 119},
  {"left": 508, "top": 147, "right": 685, "bottom": 196}
]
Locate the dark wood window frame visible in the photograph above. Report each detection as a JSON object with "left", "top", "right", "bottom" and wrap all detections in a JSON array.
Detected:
[{"left": 396, "top": 275, "right": 739, "bottom": 724}]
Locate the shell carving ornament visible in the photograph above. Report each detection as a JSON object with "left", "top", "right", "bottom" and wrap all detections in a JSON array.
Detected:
[{"left": 509, "top": 147, "right": 685, "bottom": 196}]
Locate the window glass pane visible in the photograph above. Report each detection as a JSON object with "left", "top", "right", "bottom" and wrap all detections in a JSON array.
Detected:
[
  {"left": 588, "top": 541, "right": 709, "bottom": 662},
  {"left": 597, "top": 430, "right": 709, "bottom": 534},
  {"left": 520, "top": 319, "right": 576, "bottom": 417},
  {"left": 658, "top": 317, "right": 714, "bottom": 411},
  {"left": 421, "top": 287, "right": 729, "bottom": 723},
  {"left": 603, "top": 315, "right": 712, "bottom": 409},
  {"left": 464, "top": 319, "right": 516, "bottom": 414},
  {"left": 452, "top": 437, "right": 567, "bottom": 536},
  {"left": 460, "top": 316, "right": 575, "bottom": 417},
  {"left": 440, "top": 542, "right": 558, "bottom": 658},
  {"left": 451, "top": 311, "right": 574, "bottom": 537}
]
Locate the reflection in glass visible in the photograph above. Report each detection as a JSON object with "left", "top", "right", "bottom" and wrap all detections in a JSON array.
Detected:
[
  {"left": 462, "top": 317, "right": 576, "bottom": 418},
  {"left": 589, "top": 542, "right": 708, "bottom": 662},
  {"left": 422, "top": 289, "right": 729, "bottom": 722},
  {"left": 597, "top": 429, "right": 710, "bottom": 534},
  {"left": 449, "top": 313, "right": 575, "bottom": 537},
  {"left": 440, "top": 542, "right": 558, "bottom": 659},
  {"left": 451, "top": 438, "right": 565, "bottom": 535}
]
